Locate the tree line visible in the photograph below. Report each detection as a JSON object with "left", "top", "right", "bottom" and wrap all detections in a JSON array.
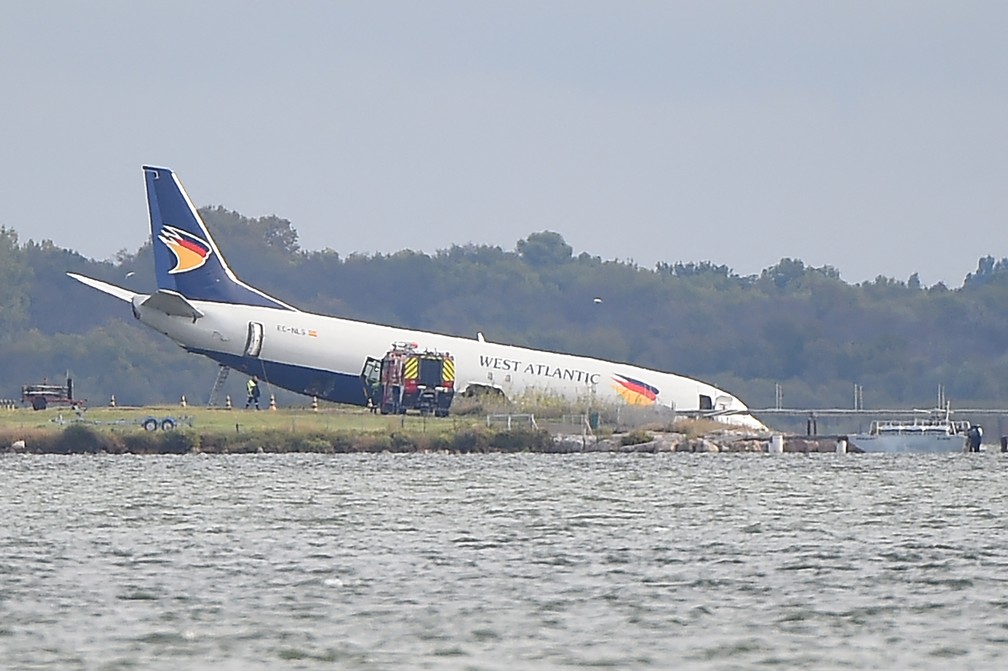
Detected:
[{"left": 2, "top": 209, "right": 1008, "bottom": 413}]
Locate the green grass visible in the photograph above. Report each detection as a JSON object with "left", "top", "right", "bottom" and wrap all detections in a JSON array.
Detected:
[
  {"left": 0, "top": 397, "right": 722, "bottom": 455},
  {"left": 0, "top": 403, "right": 484, "bottom": 437},
  {"left": 0, "top": 403, "right": 559, "bottom": 454}
]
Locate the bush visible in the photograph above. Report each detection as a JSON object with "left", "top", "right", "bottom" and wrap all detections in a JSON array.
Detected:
[
  {"left": 490, "top": 427, "right": 552, "bottom": 451},
  {"left": 620, "top": 430, "right": 654, "bottom": 446},
  {"left": 56, "top": 424, "right": 111, "bottom": 453}
]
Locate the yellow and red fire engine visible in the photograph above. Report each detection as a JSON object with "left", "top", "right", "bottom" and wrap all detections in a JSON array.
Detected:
[{"left": 362, "top": 343, "right": 455, "bottom": 417}]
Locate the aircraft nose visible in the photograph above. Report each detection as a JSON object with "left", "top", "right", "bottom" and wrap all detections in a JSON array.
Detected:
[{"left": 725, "top": 394, "right": 768, "bottom": 432}]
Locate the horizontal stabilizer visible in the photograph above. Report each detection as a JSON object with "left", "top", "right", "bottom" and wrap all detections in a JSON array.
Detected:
[
  {"left": 142, "top": 290, "right": 205, "bottom": 320},
  {"left": 66, "top": 273, "right": 136, "bottom": 302}
]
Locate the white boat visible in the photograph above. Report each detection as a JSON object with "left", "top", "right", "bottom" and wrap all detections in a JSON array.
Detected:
[{"left": 847, "top": 409, "right": 981, "bottom": 453}]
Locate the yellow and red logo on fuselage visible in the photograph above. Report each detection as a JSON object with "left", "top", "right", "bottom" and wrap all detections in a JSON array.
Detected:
[
  {"left": 158, "top": 225, "right": 213, "bottom": 274},
  {"left": 613, "top": 374, "right": 660, "bottom": 405}
]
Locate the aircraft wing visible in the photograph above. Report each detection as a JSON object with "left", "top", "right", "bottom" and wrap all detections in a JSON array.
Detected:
[{"left": 66, "top": 272, "right": 136, "bottom": 302}]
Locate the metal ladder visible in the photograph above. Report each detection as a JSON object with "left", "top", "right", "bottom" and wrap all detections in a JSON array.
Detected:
[{"left": 207, "top": 365, "right": 230, "bottom": 407}]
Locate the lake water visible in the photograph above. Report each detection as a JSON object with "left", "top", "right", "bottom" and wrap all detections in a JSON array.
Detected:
[{"left": 2, "top": 452, "right": 1008, "bottom": 670}]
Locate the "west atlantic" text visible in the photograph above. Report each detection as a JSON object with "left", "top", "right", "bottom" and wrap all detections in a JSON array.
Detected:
[{"left": 479, "top": 355, "right": 600, "bottom": 385}]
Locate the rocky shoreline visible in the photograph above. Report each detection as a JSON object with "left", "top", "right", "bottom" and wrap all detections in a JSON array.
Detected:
[
  {"left": 1, "top": 423, "right": 843, "bottom": 455},
  {"left": 552, "top": 432, "right": 841, "bottom": 454}
]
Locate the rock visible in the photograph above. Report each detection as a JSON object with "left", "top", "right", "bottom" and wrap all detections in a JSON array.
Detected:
[
  {"left": 678, "top": 437, "right": 720, "bottom": 453},
  {"left": 11, "top": 439, "right": 26, "bottom": 452},
  {"left": 726, "top": 439, "right": 767, "bottom": 453},
  {"left": 553, "top": 434, "right": 593, "bottom": 452},
  {"left": 547, "top": 429, "right": 772, "bottom": 454},
  {"left": 653, "top": 434, "right": 684, "bottom": 452},
  {"left": 784, "top": 437, "right": 832, "bottom": 453}
]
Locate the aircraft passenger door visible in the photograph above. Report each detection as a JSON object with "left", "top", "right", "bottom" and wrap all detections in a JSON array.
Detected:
[{"left": 244, "top": 322, "right": 264, "bottom": 358}]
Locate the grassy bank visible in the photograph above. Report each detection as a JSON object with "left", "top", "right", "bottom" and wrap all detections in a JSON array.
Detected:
[
  {"left": 0, "top": 402, "right": 769, "bottom": 455},
  {"left": 0, "top": 405, "right": 554, "bottom": 454},
  {"left": 0, "top": 404, "right": 484, "bottom": 433}
]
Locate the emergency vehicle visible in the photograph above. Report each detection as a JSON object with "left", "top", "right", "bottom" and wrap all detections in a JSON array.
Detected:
[
  {"left": 22, "top": 376, "right": 83, "bottom": 411},
  {"left": 361, "top": 343, "right": 455, "bottom": 416}
]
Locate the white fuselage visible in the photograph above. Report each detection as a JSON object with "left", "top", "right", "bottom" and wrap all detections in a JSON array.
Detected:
[{"left": 132, "top": 295, "right": 765, "bottom": 430}]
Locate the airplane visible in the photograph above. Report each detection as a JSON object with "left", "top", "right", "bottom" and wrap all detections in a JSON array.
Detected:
[{"left": 68, "top": 166, "right": 767, "bottom": 431}]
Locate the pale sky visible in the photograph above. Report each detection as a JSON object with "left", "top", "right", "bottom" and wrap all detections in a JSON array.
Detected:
[{"left": 1, "top": 1, "right": 1006, "bottom": 285}]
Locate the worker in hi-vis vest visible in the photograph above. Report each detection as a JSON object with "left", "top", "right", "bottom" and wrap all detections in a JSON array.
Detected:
[{"left": 245, "top": 376, "right": 261, "bottom": 410}]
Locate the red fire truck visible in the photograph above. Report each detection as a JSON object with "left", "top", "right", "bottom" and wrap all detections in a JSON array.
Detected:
[
  {"left": 21, "top": 376, "right": 83, "bottom": 411},
  {"left": 361, "top": 343, "right": 455, "bottom": 417}
]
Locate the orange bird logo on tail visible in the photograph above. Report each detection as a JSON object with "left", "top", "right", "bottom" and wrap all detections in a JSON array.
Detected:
[{"left": 158, "top": 225, "right": 213, "bottom": 274}]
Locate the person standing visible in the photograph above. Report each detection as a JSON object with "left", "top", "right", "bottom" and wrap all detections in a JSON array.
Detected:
[{"left": 245, "top": 376, "right": 261, "bottom": 410}]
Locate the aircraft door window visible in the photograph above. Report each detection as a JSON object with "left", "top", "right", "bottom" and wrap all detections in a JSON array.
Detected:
[
  {"left": 360, "top": 357, "right": 381, "bottom": 405},
  {"left": 361, "top": 357, "right": 381, "bottom": 387},
  {"left": 244, "top": 322, "right": 264, "bottom": 358}
]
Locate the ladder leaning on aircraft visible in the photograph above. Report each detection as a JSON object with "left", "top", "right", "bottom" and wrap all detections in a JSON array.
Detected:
[{"left": 66, "top": 165, "right": 766, "bottom": 431}]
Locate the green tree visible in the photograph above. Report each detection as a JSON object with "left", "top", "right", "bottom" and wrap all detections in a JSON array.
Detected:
[
  {"left": 0, "top": 227, "right": 32, "bottom": 340},
  {"left": 516, "top": 231, "right": 573, "bottom": 267}
]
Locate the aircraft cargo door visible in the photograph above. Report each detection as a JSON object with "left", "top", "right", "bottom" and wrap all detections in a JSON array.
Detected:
[{"left": 244, "top": 322, "right": 264, "bottom": 358}]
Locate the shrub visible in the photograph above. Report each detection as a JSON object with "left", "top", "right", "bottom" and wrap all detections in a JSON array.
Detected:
[
  {"left": 56, "top": 424, "right": 107, "bottom": 453},
  {"left": 620, "top": 430, "right": 654, "bottom": 446}
]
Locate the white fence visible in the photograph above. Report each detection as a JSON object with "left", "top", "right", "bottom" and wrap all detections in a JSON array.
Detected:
[{"left": 486, "top": 413, "right": 538, "bottom": 430}]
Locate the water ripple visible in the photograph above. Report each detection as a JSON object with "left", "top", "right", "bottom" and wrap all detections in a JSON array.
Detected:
[{"left": 2, "top": 452, "right": 1008, "bottom": 669}]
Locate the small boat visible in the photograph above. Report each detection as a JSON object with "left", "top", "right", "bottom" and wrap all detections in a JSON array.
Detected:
[{"left": 847, "top": 408, "right": 981, "bottom": 453}]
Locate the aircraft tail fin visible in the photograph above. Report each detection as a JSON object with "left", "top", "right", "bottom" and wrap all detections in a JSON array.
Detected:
[{"left": 142, "top": 166, "right": 296, "bottom": 310}]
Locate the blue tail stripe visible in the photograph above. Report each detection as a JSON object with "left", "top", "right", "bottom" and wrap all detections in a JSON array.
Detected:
[{"left": 143, "top": 166, "right": 294, "bottom": 310}]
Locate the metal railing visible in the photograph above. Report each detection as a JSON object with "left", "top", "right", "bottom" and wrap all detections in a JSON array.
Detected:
[{"left": 486, "top": 413, "right": 538, "bottom": 430}]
